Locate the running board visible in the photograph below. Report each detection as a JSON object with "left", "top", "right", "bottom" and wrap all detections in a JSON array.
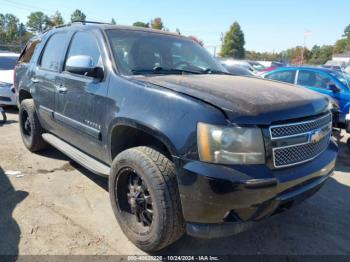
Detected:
[{"left": 42, "top": 133, "right": 110, "bottom": 177}]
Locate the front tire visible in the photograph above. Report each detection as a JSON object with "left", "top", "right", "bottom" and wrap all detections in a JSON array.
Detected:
[
  {"left": 19, "top": 99, "right": 48, "bottom": 152},
  {"left": 109, "top": 146, "right": 185, "bottom": 252},
  {"left": 0, "top": 107, "right": 6, "bottom": 124}
]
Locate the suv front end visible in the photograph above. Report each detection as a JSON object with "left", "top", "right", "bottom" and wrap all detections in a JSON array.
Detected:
[{"left": 176, "top": 112, "right": 337, "bottom": 238}]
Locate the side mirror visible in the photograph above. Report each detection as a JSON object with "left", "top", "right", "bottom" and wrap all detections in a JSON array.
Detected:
[
  {"left": 328, "top": 82, "right": 341, "bottom": 93},
  {"left": 65, "top": 55, "right": 104, "bottom": 80}
]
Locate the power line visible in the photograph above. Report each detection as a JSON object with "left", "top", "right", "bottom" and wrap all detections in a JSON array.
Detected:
[
  {"left": 0, "top": 0, "right": 103, "bottom": 22},
  {"left": 3, "top": 0, "right": 64, "bottom": 14}
]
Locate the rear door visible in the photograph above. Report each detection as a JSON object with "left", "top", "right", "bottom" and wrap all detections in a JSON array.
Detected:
[
  {"left": 32, "top": 32, "right": 69, "bottom": 131},
  {"left": 54, "top": 30, "right": 109, "bottom": 159}
]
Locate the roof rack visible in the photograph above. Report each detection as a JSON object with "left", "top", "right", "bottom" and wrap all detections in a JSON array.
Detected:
[
  {"left": 42, "top": 20, "right": 111, "bottom": 33},
  {"left": 71, "top": 20, "right": 110, "bottom": 25}
]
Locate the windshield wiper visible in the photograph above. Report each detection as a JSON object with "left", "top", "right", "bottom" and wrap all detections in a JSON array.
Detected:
[{"left": 132, "top": 67, "right": 201, "bottom": 75}]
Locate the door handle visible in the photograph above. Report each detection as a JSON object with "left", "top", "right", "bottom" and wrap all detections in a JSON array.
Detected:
[
  {"left": 31, "top": 77, "right": 40, "bottom": 83},
  {"left": 55, "top": 85, "right": 67, "bottom": 94}
]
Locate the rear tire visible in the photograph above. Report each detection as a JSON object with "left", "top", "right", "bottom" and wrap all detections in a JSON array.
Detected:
[
  {"left": 109, "top": 146, "right": 185, "bottom": 252},
  {"left": 19, "top": 99, "right": 48, "bottom": 152}
]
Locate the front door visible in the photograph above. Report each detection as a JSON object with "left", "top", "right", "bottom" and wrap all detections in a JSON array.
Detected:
[
  {"left": 296, "top": 69, "right": 350, "bottom": 120},
  {"left": 54, "top": 30, "right": 109, "bottom": 160}
]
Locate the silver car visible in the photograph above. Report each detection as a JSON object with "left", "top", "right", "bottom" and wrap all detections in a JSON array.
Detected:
[{"left": 0, "top": 52, "right": 19, "bottom": 106}]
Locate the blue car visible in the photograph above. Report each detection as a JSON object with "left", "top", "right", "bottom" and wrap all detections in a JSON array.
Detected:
[{"left": 262, "top": 66, "right": 350, "bottom": 124}]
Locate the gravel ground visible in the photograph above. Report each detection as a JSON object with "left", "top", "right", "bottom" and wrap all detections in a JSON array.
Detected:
[{"left": 0, "top": 108, "right": 350, "bottom": 256}]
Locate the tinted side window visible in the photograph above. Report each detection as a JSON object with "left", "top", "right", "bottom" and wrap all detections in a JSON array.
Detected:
[
  {"left": 266, "top": 70, "right": 296, "bottom": 84},
  {"left": 18, "top": 40, "right": 40, "bottom": 64},
  {"left": 65, "top": 31, "right": 102, "bottom": 70},
  {"left": 297, "top": 70, "right": 332, "bottom": 89},
  {"left": 40, "top": 33, "right": 67, "bottom": 71}
]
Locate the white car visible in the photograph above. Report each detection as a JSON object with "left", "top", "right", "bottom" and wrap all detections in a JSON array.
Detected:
[
  {"left": 0, "top": 52, "right": 19, "bottom": 106},
  {"left": 218, "top": 59, "right": 260, "bottom": 75},
  {"left": 345, "top": 65, "right": 350, "bottom": 75}
]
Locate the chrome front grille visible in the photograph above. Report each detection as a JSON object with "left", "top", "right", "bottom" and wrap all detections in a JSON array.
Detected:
[
  {"left": 273, "top": 133, "right": 331, "bottom": 168},
  {"left": 270, "top": 113, "right": 332, "bottom": 139},
  {"left": 270, "top": 113, "right": 332, "bottom": 168}
]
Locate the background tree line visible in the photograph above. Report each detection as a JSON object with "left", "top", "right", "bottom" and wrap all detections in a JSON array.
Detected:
[
  {"left": 0, "top": 9, "right": 90, "bottom": 51},
  {"left": 221, "top": 21, "right": 350, "bottom": 64},
  {"left": 0, "top": 9, "right": 205, "bottom": 53},
  {"left": 1, "top": 8, "right": 350, "bottom": 65}
]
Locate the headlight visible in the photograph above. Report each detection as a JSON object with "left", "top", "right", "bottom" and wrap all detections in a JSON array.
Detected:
[{"left": 197, "top": 122, "right": 265, "bottom": 164}]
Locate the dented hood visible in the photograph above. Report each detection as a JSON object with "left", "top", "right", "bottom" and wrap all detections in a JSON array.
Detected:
[{"left": 133, "top": 74, "right": 330, "bottom": 125}]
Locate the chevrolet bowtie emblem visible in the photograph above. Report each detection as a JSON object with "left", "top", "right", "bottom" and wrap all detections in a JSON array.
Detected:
[{"left": 309, "top": 125, "right": 330, "bottom": 144}]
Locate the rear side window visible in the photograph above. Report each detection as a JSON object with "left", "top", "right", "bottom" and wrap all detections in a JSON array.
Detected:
[
  {"left": 65, "top": 31, "right": 102, "bottom": 70},
  {"left": 18, "top": 40, "right": 40, "bottom": 64},
  {"left": 266, "top": 70, "right": 296, "bottom": 84},
  {"left": 40, "top": 33, "right": 67, "bottom": 71}
]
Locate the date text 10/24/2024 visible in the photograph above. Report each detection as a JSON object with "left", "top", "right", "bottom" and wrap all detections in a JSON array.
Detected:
[{"left": 127, "top": 255, "right": 220, "bottom": 261}]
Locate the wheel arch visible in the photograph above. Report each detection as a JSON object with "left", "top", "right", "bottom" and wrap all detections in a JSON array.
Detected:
[
  {"left": 108, "top": 117, "right": 178, "bottom": 162},
  {"left": 18, "top": 89, "right": 32, "bottom": 104}
]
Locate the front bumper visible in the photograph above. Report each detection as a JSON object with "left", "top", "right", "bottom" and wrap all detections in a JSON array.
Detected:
[
  {"left": 175, "top": 139, "right": 337, "bottom": 236},
  {"left": 0, "top": 85, "right": 16, "bottom": 106}
]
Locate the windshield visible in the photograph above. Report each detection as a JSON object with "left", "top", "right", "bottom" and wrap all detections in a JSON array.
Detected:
[
  {"left": 330, "top": 70, "right": 350, "bottom": 88},
  {"left": 106, "top": 30, "right": 226, "bottom": 75},
  {"left": 0, "top": 56, "right": 18, "bottom": 70}
]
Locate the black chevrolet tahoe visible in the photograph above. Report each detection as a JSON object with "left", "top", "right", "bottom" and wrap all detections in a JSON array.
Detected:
[{"left": 14, "top": 22, "right": 338, "bottom": 252}]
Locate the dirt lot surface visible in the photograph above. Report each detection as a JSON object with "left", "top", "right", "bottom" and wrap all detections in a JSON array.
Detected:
[{"left": 1, "top": 108, "right": 350, "bottom": 256}]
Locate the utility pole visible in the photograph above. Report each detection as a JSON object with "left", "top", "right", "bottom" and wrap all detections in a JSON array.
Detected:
[{"left": 301, "top": 30, "right": 311, "bottom": 65}]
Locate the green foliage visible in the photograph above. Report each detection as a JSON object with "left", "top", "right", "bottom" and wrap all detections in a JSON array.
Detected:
[
  {"left": 71, "top": 9, "right": 86, "bottom": 22},
  {"left": 245, "top": 51, "right": 281, "bottom": 61},
  {"left": 150, "top": 17, "right": 163, "bottom": 30},
  {"left": 334, "top": 38, "right": 350, "bottom": 54},
  {"left": 0, "top": 9, "right": 349, "bottom": 66},
  {"left": 343, "top": 24, "right": 350, "bottom": 38},
  {"left": 309, "top": 45, "right": 333, "bottom": 64},
  {"left": 132, "top": 21, "right": 149, "bottom": 28},
  {"left": 50, "top": 11, "right": 64, "bottom": 27},
  {"left": 26, "top": 11, "right": 50, "bottom": 33},
  {"left": 246, "top": 45, "right": 332, "bottom": 65},
  {"left": 0, "top": 13, "right": 19, "bottom": 42},
  {"left": 220, "top": 22, "right": 245, "bottom": 59},
  {"left": 0, "top": 13, "right": 32, "bottom": 52},
  {"left": 111, "top": 18, "right": 116, "bottom": 25}
]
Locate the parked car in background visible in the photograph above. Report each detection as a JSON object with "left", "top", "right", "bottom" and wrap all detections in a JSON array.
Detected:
[
  {"left": 247, "top": 60, "right": 265, "bottom": 71},
  {"left": 322, "top": 60, "right": 346, "bottom": 72},
  {"left": 344, "top": 65, "right": 350, "bottom": 74},
  {"left": 262, "top": 66, "right": 350, "bottom": 125},
  {"left": 258, "top": 60, "right": 286, "bottom": 68},
  {"left": 322, "top": 64, "right": 343, "bottom": 72},
  {"left": 258, "top": 61, "right": 287, "bottom": 74},
  {"left": 219, "top": 59, "right": 263, "bottom": 75},
  {"left": 0, "top": 52, "right": 19, "bottom": 106},
  {"left": 220, "top": 63, "right": 256, "bottom": 76}
]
